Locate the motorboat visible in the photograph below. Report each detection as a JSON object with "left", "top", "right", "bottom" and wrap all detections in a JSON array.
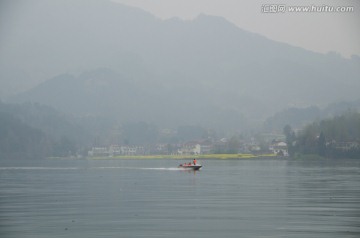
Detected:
[{"left": 178, "top": 163, "right": 202, "bottom": 170}]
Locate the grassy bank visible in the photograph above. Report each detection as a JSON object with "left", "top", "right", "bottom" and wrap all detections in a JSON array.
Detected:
[{"left": 91, "top": 153, "right": 277, "bottom": 160}]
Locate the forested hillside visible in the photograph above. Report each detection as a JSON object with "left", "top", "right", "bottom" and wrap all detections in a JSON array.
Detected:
[
  {"left": 285, "top": 111, "right": 360, "bottom": 159},
  {"left": 0, "top": 102, "right": 86, "bottom": 159},
  {"left": 0, "top": 111, "right": 49, "bottom": 159}
]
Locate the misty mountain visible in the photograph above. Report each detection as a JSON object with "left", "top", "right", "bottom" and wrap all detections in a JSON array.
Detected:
[
  {"left": 12, "top": 68, "right": 247, "bottom": 131},
  {"left": 263, "top": 100, "right": 360, "bottom": 132},
  {"left": 3, "top": 0, "right": 360, "bottom": 129},
  {"left": 264, "top": 106, "right": 321, "bottom": 132},
  {"left": 0, "top": 102, "right": 87, "bottom": 158},
  {"left": 0, "top": 101, "right": 90, "bottom": 148},
  {"left": 0, "top": 111, "right": 47, "bottom": 159}
]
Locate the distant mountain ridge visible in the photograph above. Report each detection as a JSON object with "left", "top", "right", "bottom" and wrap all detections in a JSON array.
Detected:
[
  {"left": 264, "top": 100, "right": 360, "bottom": 132},
  {"left": 0, "top": 101, "right": 89, "bottom": 145},
  {"left": 3, "top": 0, "right": 360, "bottom": 129},
  {"left": 12, "top": 68, "right": 248, "bottom": 131}
]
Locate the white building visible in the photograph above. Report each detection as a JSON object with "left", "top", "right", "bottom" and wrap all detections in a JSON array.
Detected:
[
  {"left": 109, "top": 145, "right": 121, "bottom": 156},
  {"left": 88, "top": 147, "right": 109, "bottom": 157},
  {"left": 178, "top": 142, "right": 201, "bottom": 155},
  {"left": 120, "top": 145, "right": 145, "bottom": 155},
  {"left": 269, "top": 142, "right": 289, "bottom": 156}
]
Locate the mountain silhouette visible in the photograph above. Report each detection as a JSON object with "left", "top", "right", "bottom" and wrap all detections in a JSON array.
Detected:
[{"left": 4, "top": 0, "right": 360, "bottom": 130}]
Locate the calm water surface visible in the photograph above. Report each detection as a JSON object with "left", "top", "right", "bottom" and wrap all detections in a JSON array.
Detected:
[{"left": 0, "top": 158, "right": 359, "bottom": 238}]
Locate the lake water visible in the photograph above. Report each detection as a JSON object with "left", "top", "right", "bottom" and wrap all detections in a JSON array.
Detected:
[{"left": 0, "top": 158, "right": 359, "bottom": 238}]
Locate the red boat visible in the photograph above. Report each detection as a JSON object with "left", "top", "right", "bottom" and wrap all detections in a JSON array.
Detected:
[{"left": 178, "top": 163, "right": 202, "bottom": 170}]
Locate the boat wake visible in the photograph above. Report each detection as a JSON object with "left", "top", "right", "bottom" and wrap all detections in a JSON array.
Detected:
[
  {"left": 95, "top": 167, "right": 184, "bottom": 171},
  {"left": 0, "top": 166, "right": 192, "bottom": 171}
]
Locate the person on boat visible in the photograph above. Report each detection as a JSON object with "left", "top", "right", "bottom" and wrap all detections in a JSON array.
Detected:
[{"left": 193, "top": 159, "right": 197, "bottom": 165}]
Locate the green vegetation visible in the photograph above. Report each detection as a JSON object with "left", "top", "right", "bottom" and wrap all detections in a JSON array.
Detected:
[
  {"left": 0, "top": 111, "right": 78, "bottom": 159},
  {"left": 0, "top": 102, "right": 82, "bottom": 159},
  {"left": 0, "top": 111, "right": 47, "bottom": 159},
  {"left": 285, "top": 111, "right": 360, "bottom": 159}
]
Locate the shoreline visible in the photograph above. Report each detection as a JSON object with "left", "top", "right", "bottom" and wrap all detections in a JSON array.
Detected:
[{"left": 88, "top": 153, "right": 278, "bottom": 160}]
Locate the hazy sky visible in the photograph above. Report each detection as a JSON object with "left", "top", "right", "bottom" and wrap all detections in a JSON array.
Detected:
[{"left": 113, "top": 0, "right": 360, "bottom": 58}]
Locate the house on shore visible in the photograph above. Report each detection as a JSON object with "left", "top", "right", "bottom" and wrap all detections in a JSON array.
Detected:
[
  {"left": 88, "top": 145, "right": 145, "bottom": 156},
  {"left": 177, "top": 141, "right": 213, "bottom": 155},
  {"left": 269, "top": 141, "right": 289, "bottom": 156}
]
